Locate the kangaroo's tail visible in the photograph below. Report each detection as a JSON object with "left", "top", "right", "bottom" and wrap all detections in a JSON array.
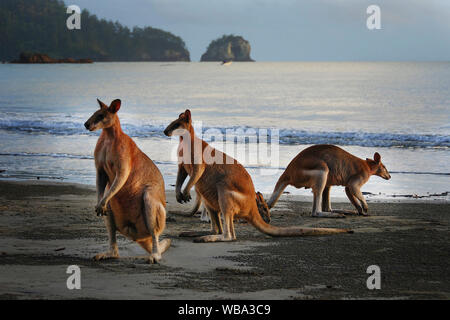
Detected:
[
  {"left": 267, "top": 172, "right": 290, "bottom": 209},
  {"left": 250, "top": 208, "right": 352, "bottom": 237},
  {"left": 188, "top": 194, "right": 202, "bottom": 216}
]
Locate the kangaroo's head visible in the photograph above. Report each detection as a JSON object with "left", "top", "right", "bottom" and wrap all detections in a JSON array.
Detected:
[
  {"left": 164, "top": 109, "right": 192, "bottom": 137},
  {"left": 256, "top": 192, "right": 271, "bottom": 223},
  {"left": 366, "top": 152, "right": 391, "bottom": 180},
  {"left": 84, "top": 99, "right": 121, "bottom": 132}
]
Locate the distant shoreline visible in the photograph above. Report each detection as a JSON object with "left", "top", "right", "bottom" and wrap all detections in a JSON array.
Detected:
[
  {"left": 3, "top": 60, "right": 450, "bottom": 64},
  {"left": 9, "top": 53, "right": 93, "bottom": 64}
]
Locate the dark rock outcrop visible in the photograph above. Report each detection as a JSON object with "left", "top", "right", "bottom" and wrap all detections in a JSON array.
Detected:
[
  {"left": 201, "top": 35, "right": 254, "bottom": 62},
  {"left": 11, "top": 53, "right": 93, "bottom": 64}
]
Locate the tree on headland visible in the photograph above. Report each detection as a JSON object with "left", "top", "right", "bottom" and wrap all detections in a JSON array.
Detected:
[{"left": 0, "top": 0, "right": 190, "bottom": 62}]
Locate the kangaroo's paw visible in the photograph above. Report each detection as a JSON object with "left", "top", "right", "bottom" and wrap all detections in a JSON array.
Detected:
[
  {"left": 362, "top": 203, "right": 369, "bottom": 213},
  {"left": 193, "top": 235, "right": 234, "bottom": 243},
  {"left": 359, "top": 212, "right": 370, "bottom": 217},
  {"left": 94, "top": 251, "right": 119, "bottom": 261},
  {"left": 148, "top": 253, "right": 162, "bottom": 264},
  {"left": 331, "top": 209, "right": 359, "bottom": 215},
  {"left": 159, "top": 239, "right": 172, "bottom": 254},
  {"left": 179, "top": 231, "right": 213, "bottom": 237},
  {"left": 190, "top": 210, "right": 201, "bottom": 216},
  {"left": 312, "top": 211, "right": 346, "bottom": 218},
  {"left": 95, "top": 205, "right": 109, "bottom": 217}
]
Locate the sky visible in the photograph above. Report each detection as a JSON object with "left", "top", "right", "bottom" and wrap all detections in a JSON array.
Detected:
[{"left": 65, "top": 0, "right": 450, "bottom": 61}]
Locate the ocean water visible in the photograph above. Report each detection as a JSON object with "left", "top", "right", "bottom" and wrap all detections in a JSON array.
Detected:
[{"left": 0, "top": 62, "right": 449, "bottom": 201}]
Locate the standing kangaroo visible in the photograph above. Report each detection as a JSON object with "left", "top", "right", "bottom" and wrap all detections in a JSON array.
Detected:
[
  {"left": 267, "top": 144, "right": 391, "bottom": 218},
  {"left": 84, "top": 99, "right": 171, "bottom": 263},
  {"left": 163, "top": 110, "right": 351, "bottom": 242}
]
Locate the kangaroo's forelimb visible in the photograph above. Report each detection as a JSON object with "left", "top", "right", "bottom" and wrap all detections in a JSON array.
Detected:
[
  {"left": 95, "top": 164, "right": 130, "bottom": 216},
  {"left": 181, "top": 164, "right": 205, "bottom": 203},
  {"left": 175, "top": 164, "right": 188, "bottom": 203}
]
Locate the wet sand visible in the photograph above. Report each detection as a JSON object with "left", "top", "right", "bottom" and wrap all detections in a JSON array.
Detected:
[{"left": 0, "top": 180, "right": 449, "bottom": 299}]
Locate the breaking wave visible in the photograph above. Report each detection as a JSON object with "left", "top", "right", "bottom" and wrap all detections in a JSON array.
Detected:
[{"left": 0, "top": 115, "right": 448, "bottom": 149}]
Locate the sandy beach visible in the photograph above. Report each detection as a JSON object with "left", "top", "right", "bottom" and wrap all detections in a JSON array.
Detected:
[{"left": 0, "top": 179, "right": 449, "bottom": 300}]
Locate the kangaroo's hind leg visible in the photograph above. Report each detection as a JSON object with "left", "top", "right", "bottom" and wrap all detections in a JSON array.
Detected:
[
  {"left": 194, "top": 191, "right": 236, "bottom": 243},
  {"left": 322, "top": 186, "right": 332, "bottom": 212},
  {"left": 140, "top": 189, "right": 171, "bottom": 263},
  {"left": 310, "top": 170, "right": 345, "bottom": 218},
  {"left": 94, "top": 210, "right": 120, "bottom": 260},
  {"left": 345, "top": 183, "right": 369, "bottom": 216},
  {"left": 94, "top": 185, "right": 120, "bottom": 260},
  {"left": 179, "top": 205, "right": 222, "bottom": 237},
  {"left": 322, "top": 185, "right": 358, "bottom": 215},
  {"left": 208, "top": 206, "right": 223, "bottom": 235}
]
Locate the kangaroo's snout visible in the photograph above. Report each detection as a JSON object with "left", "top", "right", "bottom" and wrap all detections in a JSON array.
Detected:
[
  {"left": 163, "top": 128, "right": 170, "bottom": 136},
  {"left": 84, "top": 121, "right": 90, "bottom": 130}
]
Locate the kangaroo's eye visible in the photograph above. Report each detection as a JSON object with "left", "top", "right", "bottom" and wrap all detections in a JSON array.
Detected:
[{"left": 96, "top": 115, "right": 104, "bottom": 122}]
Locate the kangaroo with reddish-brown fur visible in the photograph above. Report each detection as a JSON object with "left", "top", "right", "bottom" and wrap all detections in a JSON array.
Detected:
[
  {"left": 267, "top": 144, "right": 391, "bottom": 218},
  {"left": 163, "top": 110, "right": 352, "bottom": 242},
  {"left": 84, "top": 99, "right": 171, "bottom": 263}
]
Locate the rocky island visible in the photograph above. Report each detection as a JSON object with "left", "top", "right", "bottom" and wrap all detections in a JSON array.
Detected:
[{"left": 201, "top": 35, "right": 254, "bottom": 62}]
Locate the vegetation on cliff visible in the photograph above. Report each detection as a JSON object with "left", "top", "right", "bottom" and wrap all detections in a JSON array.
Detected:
[{"left": 0, "top": 0, "right": 190, "bottom": 62}]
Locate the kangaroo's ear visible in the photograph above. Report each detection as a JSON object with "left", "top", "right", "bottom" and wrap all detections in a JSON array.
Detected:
[
  {"left": 374, "top": 152, "right": 381, "bottom": 163},
  {"left": 108, "top": 99, "right": 121, "bottom": 114},
  {"left": 184, "top": 109, "right": 192, "bottom": 123},
  {"left": 97, "top": 98, "right": 108, "bottom": 110}
]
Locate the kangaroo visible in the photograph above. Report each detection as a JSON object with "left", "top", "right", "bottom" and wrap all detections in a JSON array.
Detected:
[
  {"left": 189, "top": 190, "right": 268, "bottom": 224},
  {"left": 163, "top": 110, "right": 351, "bottom": 242},
  {"left": 267, "top": 144, "right": 391, "bottom": 218},
  {"left": 84, "top": 99, "right": 171, "bottom": 263}
]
